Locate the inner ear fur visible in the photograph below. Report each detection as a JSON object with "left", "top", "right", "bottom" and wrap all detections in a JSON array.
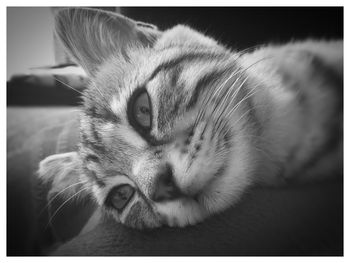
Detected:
[
  {"left": 55, "top": 8, "right": 161, "bottom": 76},
  {"left": 38, "top": 152, "right": 83, "bottom": 198}
]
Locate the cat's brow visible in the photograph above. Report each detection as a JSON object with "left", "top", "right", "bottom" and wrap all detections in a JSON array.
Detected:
[
  {"left": 147, "top": 51, "right": 227, "bottom": 83},
  {"left": 186, "top": 67, "right": 229, "bottom": 110},
  {"left": 85, "top": 105, "right": 121, "bottom": 124}
]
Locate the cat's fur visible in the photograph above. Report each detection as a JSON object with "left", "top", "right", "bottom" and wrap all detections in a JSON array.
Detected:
[{"left": 38, "top": 8, "right": 343, "bottom": 229}]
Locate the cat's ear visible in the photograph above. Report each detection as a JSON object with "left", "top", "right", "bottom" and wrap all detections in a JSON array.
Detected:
[
  {"left": 38, "top": 152, "right": 82, "bottom": 197},
  {"left": 38, "top": 152, "right": 98, "bottom": 242},
  {"left": 54, "top": 8, "right": 161, "bottom": 76}
]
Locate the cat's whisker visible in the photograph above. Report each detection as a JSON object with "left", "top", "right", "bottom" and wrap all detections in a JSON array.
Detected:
[
  {"left": 212, "top": 74, "right": 248, "bottom": 131},
  {"left": 210, "top": 56, "right": 271, "bottom": 133},
  {"left": 218, "top": 99, "right": 261, "bottom": 140},
  {"left": 212, "top": 75, "right": 242, "bottom": 118},
  {"left": 88, "top": 82, "right": 117, "bottom": 113},
  {"left": 46, "top": 186, "right": 91, "bottom": 229},
  {"left": 53, "top": 77, "right": 86, "bottom": 96},
  {"left": 220, "top": 108, "right": 254, "bottom": 140},
  {"left": 199, "top": 75, "right": 242, "bottom": 136},
  {"left": 196, "top": 71, "right": 244, "bottom": 137},
  {"left": 226, "top": 88, "right": 261, "bottom": 122},
  {"left": 221, "top": 102, "right": 264, "bottom": 139},
  {"left": 212, "top": 75, "right": 248, "bottom": 130},
  {"left": 237, "top": 43, "right": 266, "bottom": 57},
  {"left": 194, "top": 67, "right": 241, "bottom": 127},
  {"left": 222, "top": 77, "right": 263, "bottom": 128},
  {"left": 38, "top": 180, "right": 90, "bottom": 216},
  {"left": 197, "top": 61, "right": 261, "bottom": 137}
]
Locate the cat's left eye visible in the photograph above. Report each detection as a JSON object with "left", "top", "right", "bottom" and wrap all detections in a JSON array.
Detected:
[{"left": 132, "top": 91, "right": 152, "bottom": 129}]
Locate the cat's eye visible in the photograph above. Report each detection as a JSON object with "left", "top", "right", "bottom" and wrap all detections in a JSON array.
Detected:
[
  {"left": 132, "top": 91, "right": 152, "bottom": 129},
  {"left": 105, "top": 184, "right": 135, "bottom": 212}
]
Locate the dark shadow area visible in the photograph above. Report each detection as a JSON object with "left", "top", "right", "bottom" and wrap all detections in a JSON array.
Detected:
[{"left": 123, "top": 7, "right": 343, "bottom": 49}]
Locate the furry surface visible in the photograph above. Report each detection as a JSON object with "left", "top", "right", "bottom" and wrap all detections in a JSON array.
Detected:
[{"left": 7, "top": 107, "right": 342, "bottom": 255}]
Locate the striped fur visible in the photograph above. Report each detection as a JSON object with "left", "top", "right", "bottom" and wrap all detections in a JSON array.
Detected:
[{"left": 38, "top": 8, "right": 343, "bottom": 229}]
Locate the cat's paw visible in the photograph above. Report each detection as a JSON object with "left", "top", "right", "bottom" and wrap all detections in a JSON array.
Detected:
[{"left": 154, "top": 199, "right": 207, "bottom": 227}]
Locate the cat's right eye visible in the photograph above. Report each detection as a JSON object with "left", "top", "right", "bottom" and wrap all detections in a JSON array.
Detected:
[{"left": 129, "top": 89, "right": 152, "bottom": 131}]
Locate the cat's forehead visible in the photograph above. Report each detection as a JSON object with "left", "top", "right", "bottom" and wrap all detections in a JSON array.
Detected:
[
  {"left": 92, "top": 24, "right": 229, "bottom": 89},
  {"left": 93, "top": 41, "right": 232, "bottom": 96},
  {"left": 86, "top": 36, "right": 235, "bottom": 137}
]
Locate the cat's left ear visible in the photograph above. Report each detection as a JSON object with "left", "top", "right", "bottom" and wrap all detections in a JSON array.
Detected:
[
  {"left": 38, "top": 152, "right": 82, "bottom": 197},
  {"left": 54, "top": 8, "right": 161, "bottom": 76},
  {"left": 37, "top": 152, "right": 98, "bottom": 242}
]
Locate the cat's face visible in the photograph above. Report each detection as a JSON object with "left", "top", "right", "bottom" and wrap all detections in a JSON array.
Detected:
[{"left": 55, "top": 8, "right": 258, "bottom": 228}]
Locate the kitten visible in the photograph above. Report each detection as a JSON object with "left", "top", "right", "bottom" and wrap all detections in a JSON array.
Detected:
[{"left": 38, "top": 8, "right": 343, "bottom": 229}]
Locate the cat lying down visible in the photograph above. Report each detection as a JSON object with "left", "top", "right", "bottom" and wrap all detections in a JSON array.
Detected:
[
  {"left": 7, "top": 107, "right": 341, "bottom": 255},
  {"left": 38, "top": 8, "right": 343, "bottom": 230}
]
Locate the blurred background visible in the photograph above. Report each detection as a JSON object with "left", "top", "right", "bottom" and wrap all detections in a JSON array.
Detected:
[{"left": 7, "top": 7, "right": 343, "bottom": 106}]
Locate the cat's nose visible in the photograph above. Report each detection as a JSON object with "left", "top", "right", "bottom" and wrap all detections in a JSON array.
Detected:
[{"left": 150, "top": 164, "right": 181, "bottom": 202}]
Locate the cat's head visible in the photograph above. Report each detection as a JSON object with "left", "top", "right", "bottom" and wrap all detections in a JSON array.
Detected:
[{"left": 45, "top": 8, "right": 259, "bottom": 228}]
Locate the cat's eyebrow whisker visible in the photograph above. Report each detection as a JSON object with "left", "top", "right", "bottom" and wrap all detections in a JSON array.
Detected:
[
  {"left": 46, "top": 186, "right": 91, "bottom": 230},
  {"left": 53, "top": 76, "right": 86, "bottom": 97},
  {"left": 38, "top": 180, "right": 90, "bottom": 216},
  {"left": 89, "top": 82, "right": 117, "bottom": 114}
]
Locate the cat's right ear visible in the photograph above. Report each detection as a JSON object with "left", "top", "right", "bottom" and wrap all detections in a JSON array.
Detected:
[{"left": 54, "top": 8, "right": 161, "bottom": 76}]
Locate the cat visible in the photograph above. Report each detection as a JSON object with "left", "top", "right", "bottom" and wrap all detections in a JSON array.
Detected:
[{"left": 38, "top": 8, "right": 343, "bottom": 229}]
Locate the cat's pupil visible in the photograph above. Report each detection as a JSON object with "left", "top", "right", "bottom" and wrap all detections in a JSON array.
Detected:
[{"left": 139, "top": 106, "right": 150, "bottom": 115}]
